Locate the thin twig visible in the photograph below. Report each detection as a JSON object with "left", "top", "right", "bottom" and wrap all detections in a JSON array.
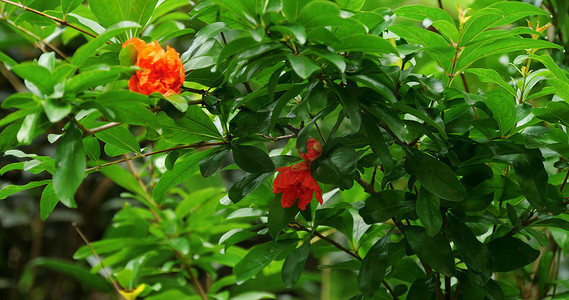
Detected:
[
  {"left": 86, "top": 141, "right": 226, "bottom": 172},
  {"left": 174, "top": 250, "right": 208, "bottom": 300},
  {"left": 560, "top": 168, "right": 569, "bottom": 192},
  {"left": 84, "top": 122, "right": 123, "bottom": 136},
  {"left": 289, "top": 222, "right": 360, "bottom": 260},
  {"left": 0, "top": 0, "right": 97, "bottom": 38},
  {"left": 123, "top": 154, "right": 148, "bottom": 194},
  {"left": 72, "top": 223, "right": 124, "bottom": 296}
]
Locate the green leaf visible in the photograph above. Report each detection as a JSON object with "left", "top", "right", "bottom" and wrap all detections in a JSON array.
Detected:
[
  {"left": 228, "top": 173, "right": 272, "bottom": 203},
  {"left": 95, "top": 126, "right": 141, "bottom": 155},
  {"left": 66, "top": 66, "right": 131, "bottom": 93},
  {"left": 231, "top": 144, "right": 275, "bottom": 173},
  {"left": 351, "top": 75, "right": 396, "bottom": 103},
  {"left": 234, "top": 240, "right": 293, "bottom": 284},
  {"left": 158, "top": 106, "right": 222, "bottom": 144},
  {"left": 359, "top": 190, "right": 414, "bottom": 224},
  {"left": 12, "top": 63, "right": 54, "bottom": 95},
  {"left": 99, "top": 164, "right": 147, "bottom": 197},
  {"left": 465, "top": 68, "right": 517, "bottom": 98},
  {"left": 282, "top": 241, "right": 310, "bottom": 288},
  {"left": 415, "top": 188, "right": 442, "bottom": 237},
  {"left": 72, "top": 21, "right": 141, "bottom": 68},
  {"left": 333, "top": 34, "right": 397, "bottom": 54},
  {"left": 362, "top": 115, "right": 393, "bottom": 174},
  {"left": 286, "top": 54, "right": 320, "bottom": 80},
  {"left": 405, "top": 226, "right": 455, "bottom": 276},
  {"left": 512, "top": 154, "right": 549, "bottom": 214},
  {"left": 282, "top": 0, "right": 310, "bottom": 23},
  {"left": 270, "top": 24, "right": 307, "bottom": 45},
  {"left": 404, "top": 147, "right": 466, "bottom": 201},
  {"left": 0, "top": 179, "right": 51, "bottom": 200},
  {"left": 394, "top": 5, "right": 454, "bottom": 25},
  {"left": 61, "top": 0, "right": 83, "bottom": 16},
  {"left": 53, "top": 123, "right": 85, "bottom": 208},
  {"left": 335, "top": 0, "right": 364, "bottom": 10},
  {"left": 268, "top": 195, "right": 299, "bottom": 240},
  {"left": 487, "top": 236, "right": 539, "bottom": 272},
  {"left": 153, "top": 150, "right": 213, "bottom": 203},
  {"left": 311, "top": 145, "right": 357, "bottom": 189},
  {"left": 25, "top": 258, "right": 111, "bottom": 292},
  {"left": 455, "top": 39, "right": 562, "bottom": 75},
  {"left": 484, "top": 89, "right": 516, "bottom": 136},
  {"left": 40, "top": 183, "right": 58, "bottom": 221},
  {"left": 17, "top": 113, "right": 40, "bottom": 144},
  {"left": 43, "top": 98, "right": 72, "bottom": 123},
  {"left": 447, "top": 215, "right": 492, "bottom": 275},
  {"left": 358, "top": 231, "right": 391, "bottom": 297},
  {"left": 199, "top": 147, "right": 230, "bottom": 177},
  {"left": 0, "top": 51, "right": 17, "bottom": 68},
  {"left": 395, "top": 103, "right": 447, "bottom": 138}
]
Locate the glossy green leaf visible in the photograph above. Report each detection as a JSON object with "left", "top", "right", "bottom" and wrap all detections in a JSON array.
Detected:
[
  {"left": 25, "top": 258, "right": 111, "bottom": 292},
  {"left": 53, "top": 123, "right": 85, "bottom": 208},
  {"left": 394, "top": 5, "right": 454, "bottom": 24},
  {"left": 282, "top": 0, "right": 310, "bottom": 23},
  {"left": 72, "top": 21, "right": 141, "bottom": 68},
  {"left": 199, "top": 147, "right": 230, "bottom": 177},
  {"left": 268, "top": 195, "right": 299, "bottom": 240},
  {"left": 484, "top": 89, "right": 516, "bottom": 136},
  {"left": 359, "top": 190, "right": 414, "bottom": 224},
  {"left": 415, "top": 188, "right": 442, "bottom": 237},
  {"left": 95, "top": 126, "right": 141, "bottom": 155},
  {"left": 153, "top": 150, "right": 213, "bottom": 203},
  {"left": 158, "top": 106, "right": 222, "bottom": 143},
  {"left": 99, "top": 164, "right": 147, "bottom": 197},
  {"left": 358, "top": 231, "right": 391, "bottom": 297},
  {"left": 333, "top": 34, "right": 397, "bottom": 54},
  {"left": 61, "top": 0, "right": 83, "bottom": 16},
  {"left": 0, "top": 179, "right": 51, "bottom": 200},
  {"left": 286, "top": 54, "right": 320, "bottom": 80},
  {"left": 12, "top": 63, "right": 54, "bottom": 95},
  {"left": 487, "top": 236, "right": 539, "bottom": 272},
  {"left": 362, "top": 115, "right": 393, "bottom": 174},
  {"left": 40, "top": 183, "right": 58, "bottom": 221},
  {"left": 404, "top": 147, "right": 466, "bottom": 201},
  {"left": 512, "top": 154, "right": 549, "bottom": 214},
  {"left": 282, "top": 241, "right": 310, "bottom": 288},
  {"left": 231, "top": 144, "right": 275, "bottom": 173},
  {"left": 405, "top": 226, "right": 455, "bottom": 276},
  {"left": 351, "top": 75, "right": 397, "bottom": 103},
  {"left": 234, "top": 240, "right": 293, "bottom": 284},
  {"left": 465, "top": 68, "right": 517, "bottom": 98},
  {"left": 447, "top": 215, "right": 492, "bottom": 275},
  {"left": 43, "top": 98, "right": 71, "bottom": 123},
  {"left": 228, "top": 173, "right": 272, "bottom": 203},
  {"left": 456, "top": 39, "right": 562, "bottom": 75},
  {"left": 311, "top": 145, "right": 357, "bottom": 189}
]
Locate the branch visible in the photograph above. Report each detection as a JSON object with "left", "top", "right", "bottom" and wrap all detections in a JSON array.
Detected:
[
  {"left": 288, "top": 221, "right": 399, "bottom": 299},
  {"left": 73, "top": 223, "right": 124, "bottom": 296},
  {"left": 174, "top": 250, "right": 208, "bottom": 300},
  {"left": 85, "top": 141, "right": 226, "bottom": 172},
  {"left": 0, "top": 0, "right": 97, "bottom": 38}
]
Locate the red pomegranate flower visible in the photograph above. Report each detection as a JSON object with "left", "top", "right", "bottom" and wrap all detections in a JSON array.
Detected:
[
  {"left": 273, "top": 161, "right": 323, "bottom": 210},
  {"left": 122, "top": 38, "right": 185, "bottom": 97},
  {"left": 298, "top": 138, "right": 322, "bottom": 161}
]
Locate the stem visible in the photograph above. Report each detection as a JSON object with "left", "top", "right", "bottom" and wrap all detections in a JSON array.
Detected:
[
  {"left": 289, "top": 222, "right": 361, "bottom": 260},
  {"left": 445, "top": 275, "right": 451, "bottom": 300},
  {"left": 560, "top": 168, "right": 569, "bottom": 192},
  {"left": 0, "top": 0, "right": 97, "bottom": 38},
  {"left": 123, "top": 154, "right": 148, "bottom": 194},
  {"left": 288, "top": 222, "right": 399, "bottom": 300},
  {"left": 175, "top": 250, "right": 208, "bottom": 300},
  {"left": 86, "top": 141, "right": 226, "bottom": 172},
  {"left": 73, "top": 223, "right": 124, "bottom": 296},
  {"left": 84, "top": 122, "right": 123, "bottom": 136},
  {"left": 314, "top": 121, "right": 326, "bottom": 143}
]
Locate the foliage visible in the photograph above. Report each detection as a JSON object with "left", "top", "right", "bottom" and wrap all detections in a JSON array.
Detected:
[{"left": 1, "top": 0, "right": 569, "bottom": 299}]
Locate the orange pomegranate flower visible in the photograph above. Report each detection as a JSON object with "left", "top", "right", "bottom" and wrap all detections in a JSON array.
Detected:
[
  {"left": 273, "top": 161, "right": 323, "bottom": 210},
  {"left": 122, "top": 38, "right": 185, "bottom": 97},
  {"left": 298, "top": 138, "right": 322, "bottom": 162}
]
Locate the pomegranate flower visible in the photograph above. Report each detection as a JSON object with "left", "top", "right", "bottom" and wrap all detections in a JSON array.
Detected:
[
  {"left": 273, "top": 161, "right": 323, "bottom": 210},
  {"left": 298, "top": 138, "right": 322, "bottom": 162},
  {"left": 122, "top": 38, "right": 185, "bottom": 97}
]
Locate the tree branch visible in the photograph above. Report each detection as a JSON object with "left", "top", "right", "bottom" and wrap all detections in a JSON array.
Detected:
[
  {"left": 0, "top": 0, "right": 97, "bottom": 38},
  {"left": 86, "top": 141, "right": 226, "bottom": 172}
]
